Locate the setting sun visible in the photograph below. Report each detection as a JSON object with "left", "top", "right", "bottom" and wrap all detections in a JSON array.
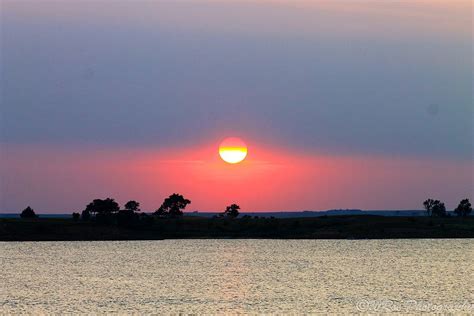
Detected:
[{"left": 219, "top": 137, "right": 248, "bottom": 164}]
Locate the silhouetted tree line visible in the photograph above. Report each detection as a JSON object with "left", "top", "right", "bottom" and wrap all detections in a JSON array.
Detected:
[
  {"left": 75, "top": 193, "right": 241, "bottom": 225},
  {"left": 18, "top": 197, "right": 471, "bottom": 223},
  {"left": 423, "top": 198, "right": 472, "bottom": 217},
  {"left": 78, "top": 198, "right": 148, "bottom": 226}
]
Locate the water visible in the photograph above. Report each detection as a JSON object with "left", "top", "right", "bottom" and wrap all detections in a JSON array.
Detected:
[{"left": 1, "top": 240, "right": 473, "bottom": 313}]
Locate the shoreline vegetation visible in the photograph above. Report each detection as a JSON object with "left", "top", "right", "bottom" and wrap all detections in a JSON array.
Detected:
[{"left": 2, "top": 195, "right": 472, "bottom": 241}]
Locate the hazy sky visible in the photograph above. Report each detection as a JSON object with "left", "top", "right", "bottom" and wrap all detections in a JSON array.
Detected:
[{"left": 1, "top": 0, "right": 472, "bottom": 212}]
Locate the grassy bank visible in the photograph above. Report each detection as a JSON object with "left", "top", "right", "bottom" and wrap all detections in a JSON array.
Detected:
[{"left": 1, "top": 215, "right": 474, "bottom": 241}]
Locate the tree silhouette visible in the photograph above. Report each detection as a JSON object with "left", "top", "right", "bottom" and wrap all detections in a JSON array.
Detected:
[
  {"left": 20, "top": 206, "right": 37, "bottom": 219},
  {"left": 423, "top": 199, "right": 447, "bottom": 217},
  {"left": 84, "top": 198, "right": 120, "bottom": 216},
  {"left": 423, "top": 199, "right": 436, "bottom": 217},
  {"left": 222, "top": 204, "right": 240, "bottom": 218},
  {"left": 154, "top": 193, "right": 191, "bottom": 218},
  {"left": 432, "top": 201, "right": 447, "bottom": 217},
  {"left": 124, "top": 200, "right": 140, "bottom": 212},
  {"left": 454, "top": 199, "right": 472, "bottom": 217}
]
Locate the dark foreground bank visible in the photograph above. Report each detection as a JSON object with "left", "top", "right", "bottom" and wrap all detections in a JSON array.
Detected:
[{"left": 1, "top": 215, "right": 474, "bottom": 241}]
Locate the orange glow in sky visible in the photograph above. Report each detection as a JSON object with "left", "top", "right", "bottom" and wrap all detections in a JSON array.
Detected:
[{"left": 1, "top": 142, "right": 472, "bottom": 213}]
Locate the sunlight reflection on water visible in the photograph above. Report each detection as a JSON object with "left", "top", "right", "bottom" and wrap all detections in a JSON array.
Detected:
[{"left": 1, "top": 240, "right": 472, "bottom": 313}]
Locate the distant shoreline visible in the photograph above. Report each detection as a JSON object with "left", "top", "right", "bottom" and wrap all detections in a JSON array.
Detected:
[
  {"left": 1, "top": 215, "right": 473, "bottom": 241},
  {"left": 0, "top": 210, "right": 437, "bottom": 219}
]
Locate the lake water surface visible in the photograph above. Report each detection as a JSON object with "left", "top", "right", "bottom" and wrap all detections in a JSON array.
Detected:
[{"left": 1, "top": 240, "right": 473, "bottom": 313}]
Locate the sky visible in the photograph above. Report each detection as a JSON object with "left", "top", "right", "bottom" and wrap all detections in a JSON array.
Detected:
[{"left": 0, "top": 0, "right": 472, "bottom": 213}]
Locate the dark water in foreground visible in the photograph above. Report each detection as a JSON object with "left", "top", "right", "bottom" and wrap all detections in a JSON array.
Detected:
[{"left": 1, "top": 240, "right": 473, "bottom": 313}]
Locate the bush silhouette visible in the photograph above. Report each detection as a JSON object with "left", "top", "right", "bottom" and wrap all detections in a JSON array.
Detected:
[
  {"left": 454, "top": 199, "right": 472, "bottom": 217},
  {"left": 81, "top": 209, "right": 91, "bottom": 221},
  {"left": 154, "top": 207, "right": 167, "bottom": 218},
  {"left": 139, "top": 212, "right": 154, "bottom": 226},
  {"left": 117, "top": 209, "right": 138, "bottom": 227},
  {"left": 154, "top": 193, "right": 191, "bottom": 218},
  {"left": 222, "top": 204, "right": 240, "bottom": 218},
  {"left": 20, "top": 206, "right": 37, "bottom": 219},
  {"left": 72, "top": 212, "right": 80, "bottom": 221}
]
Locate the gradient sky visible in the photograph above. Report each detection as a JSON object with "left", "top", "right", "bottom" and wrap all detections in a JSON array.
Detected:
[{"left": 0, "top": 0, "right": 472, "bottom": 213}]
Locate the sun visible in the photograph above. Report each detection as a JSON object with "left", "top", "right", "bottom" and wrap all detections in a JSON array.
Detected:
[{"left": 219, "top": 137, "right": 248, "bottom": 164}]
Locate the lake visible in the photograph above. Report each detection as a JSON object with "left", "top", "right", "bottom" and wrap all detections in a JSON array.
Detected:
[{"left": 1, "top": 240, "right": 472, "bottom": 313}]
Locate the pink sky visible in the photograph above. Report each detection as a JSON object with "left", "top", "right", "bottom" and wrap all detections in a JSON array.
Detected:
[{"left": 1, "top": 142, "right": 472, "bottom": 213}]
